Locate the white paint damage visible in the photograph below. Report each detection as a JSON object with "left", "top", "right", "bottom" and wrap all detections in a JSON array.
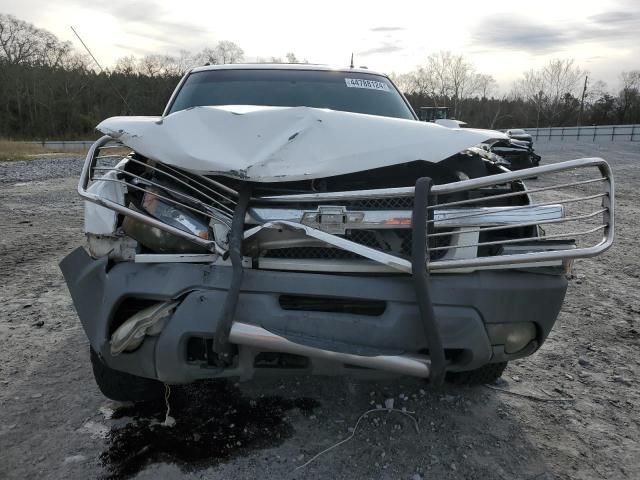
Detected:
[
  {"left": 84, "top": 160, "right": 127, "bottom": 234},
  {"left": 97, "top": 105, "right": 507, "bottom": 182}
]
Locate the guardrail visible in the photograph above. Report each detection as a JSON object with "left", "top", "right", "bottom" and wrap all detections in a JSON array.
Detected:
[
  {"left": 522, "top": 124, "right": 639, "bottom": 142},
  {"left": 21, "top": 140, "right": 96, "bottom": 151}
]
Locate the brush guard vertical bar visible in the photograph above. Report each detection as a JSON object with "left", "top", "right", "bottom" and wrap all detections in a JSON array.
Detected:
[{"left": 411, "top": 177, "right": 446, "bottom": 385}]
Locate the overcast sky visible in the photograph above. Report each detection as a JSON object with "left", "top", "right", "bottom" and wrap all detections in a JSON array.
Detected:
[{"left": 2, "top": 0, "right": 639, "bottom": 90}]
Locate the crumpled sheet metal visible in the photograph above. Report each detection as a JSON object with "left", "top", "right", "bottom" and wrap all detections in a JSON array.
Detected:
[{"left": 97, "top": 105, "right": 507, "bottom": 183}]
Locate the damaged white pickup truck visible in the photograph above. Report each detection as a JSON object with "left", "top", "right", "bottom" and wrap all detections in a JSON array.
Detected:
[{"left": 61, "top": 64, "right": 615, "bottom": 401}]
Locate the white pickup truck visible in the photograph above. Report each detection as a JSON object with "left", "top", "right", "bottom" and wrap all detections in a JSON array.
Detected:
[{"left": 60, "top": 64, "right": 614, "bottom": 401}]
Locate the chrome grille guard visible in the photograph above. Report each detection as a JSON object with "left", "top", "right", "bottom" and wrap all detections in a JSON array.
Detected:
[{"left": 79, "top": 135, "right": 615, "bottom": 273}]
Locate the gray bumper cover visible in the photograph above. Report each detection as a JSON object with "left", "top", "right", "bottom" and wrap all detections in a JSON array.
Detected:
[{"left": 60, "top": 247, "right": 567, "bottom": 382}]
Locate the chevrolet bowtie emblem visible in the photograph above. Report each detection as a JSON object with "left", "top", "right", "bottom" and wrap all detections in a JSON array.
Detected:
[{"left": 301, "top": 206, "right": 364, "bottom": 234}]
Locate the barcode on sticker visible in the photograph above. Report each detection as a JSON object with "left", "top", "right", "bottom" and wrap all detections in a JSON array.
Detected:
[{"left": 345, "top": 78, "right": 390, "bottom": 91}]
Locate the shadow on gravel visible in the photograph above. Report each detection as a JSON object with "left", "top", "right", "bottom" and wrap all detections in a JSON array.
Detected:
[{"left": 100, "top": 380, "right": 319, "bottom": 479}]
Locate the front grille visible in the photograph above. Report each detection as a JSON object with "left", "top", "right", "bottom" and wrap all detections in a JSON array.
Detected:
[
  {"left": 342, "top": 197, "right": 414, "bottom": 209},
  {"left": 346, "top": 230, "right": 388, "bottom": 249},
  {"left": 261, "top": 196, "right": 414, "bottom": 210},
  {"left": 279, "top": 295, "right": 386, "bottom": 316},
  {"left": 398, "top": 230, "right": 453, "bottom": 261},
  {"left": 263, "top": 228, "right": 452, "bottom": 261}
]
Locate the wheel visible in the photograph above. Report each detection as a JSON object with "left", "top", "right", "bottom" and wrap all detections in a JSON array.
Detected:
[
  {"left": 90, "top": 347, "right": 164, "bottom": 402},
  {"left": 446, "top": 361, "right": 508, "bottom": 386}
]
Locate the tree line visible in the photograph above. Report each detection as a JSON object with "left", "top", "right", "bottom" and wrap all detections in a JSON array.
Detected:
[
  {"left": 391, "top": 52, "right": 640, "bottom": 129},
  {"left": 1, "top": 13, "right": 639, "bottom": 140}
]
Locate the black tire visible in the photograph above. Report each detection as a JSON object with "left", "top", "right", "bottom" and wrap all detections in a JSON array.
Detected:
[
  {"left": 446, "top": 361, "right": 508, "bottom": 386},
  {"left": 90, "top": 347, "right": 164, "bottom": 402}
]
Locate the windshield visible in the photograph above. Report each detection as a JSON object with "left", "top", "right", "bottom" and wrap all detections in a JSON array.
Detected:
[{"left": 167, "top": 69, "right": 415, "bottom": 120}]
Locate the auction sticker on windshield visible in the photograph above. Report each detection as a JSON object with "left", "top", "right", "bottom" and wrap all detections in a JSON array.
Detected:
[{"left": 345, "top": 78, "right": 390, "bottom": 91}]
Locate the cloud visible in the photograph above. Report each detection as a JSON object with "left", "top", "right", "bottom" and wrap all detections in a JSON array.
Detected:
[
  {"left": 586, "top": 7, "right": 640, "bottom": 38},
  {"left": 472, "top": 19, "right": 566, "bottom": 52},
  {"left": 68, "top": 0, "right": 209, "bottom": 48},
  {"left": 359, "top": 41, "right": 404, "bottom": 56},
  {"left": 471, "top": 8, "right": 640, "bottom": 54},
  {"left": 589, "top": 11, "right": 629, "bottom": 24},
  {"left": 370, "top": 26, "right": 405, "bottom": 32},
  {"left": 113, "top": 43, "right": 156, "bottom": 56},
  {"left": 123, "top": 21, "right": 209, "bottom": 47}
]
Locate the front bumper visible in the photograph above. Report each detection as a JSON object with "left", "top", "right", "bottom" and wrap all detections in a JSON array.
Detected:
[{"left": 61, "top": 247, "right": 568, "bottom": 383}]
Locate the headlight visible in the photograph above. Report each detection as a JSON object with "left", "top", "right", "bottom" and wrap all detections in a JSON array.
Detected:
[{"left": 122, "top": 188, "right": 211, "bottom": 254}]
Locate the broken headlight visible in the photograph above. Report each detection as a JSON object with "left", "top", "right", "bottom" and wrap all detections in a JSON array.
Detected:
[{"left": 122, "top": 188, "right": 211, "bottom": 253}]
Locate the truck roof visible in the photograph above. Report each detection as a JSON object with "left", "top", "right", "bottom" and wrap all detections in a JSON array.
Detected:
[{"left": 190, "top": 63, "right": 386, "bottom": 77}]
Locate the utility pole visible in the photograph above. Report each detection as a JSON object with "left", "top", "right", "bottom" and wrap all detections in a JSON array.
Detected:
[{"left": 578, "top": 75, "right": 588, "bottom": 126}]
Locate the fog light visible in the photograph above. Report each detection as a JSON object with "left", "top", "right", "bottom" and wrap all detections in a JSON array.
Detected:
[{"left": 487, "top": 323, "right": 537, "bottom": 354}]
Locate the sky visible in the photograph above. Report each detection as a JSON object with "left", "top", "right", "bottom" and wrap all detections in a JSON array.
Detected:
[{"left": 2, "top": 0, "right": 639, "bottom": 91}]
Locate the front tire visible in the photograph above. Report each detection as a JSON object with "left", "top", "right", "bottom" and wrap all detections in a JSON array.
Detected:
[
  {"left": 90, "top": 347, "right": 164, "bottom": 402},
  {"left": 446, "top": 361, "right": 508, "bottom": 386}
]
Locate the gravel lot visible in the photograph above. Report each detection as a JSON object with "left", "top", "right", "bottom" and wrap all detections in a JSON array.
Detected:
[{"left": 0, "top": 142, "right": 638, "bottom": 480}]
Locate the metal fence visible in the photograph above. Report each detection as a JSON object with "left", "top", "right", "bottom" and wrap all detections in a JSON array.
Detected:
[{"left": 523, "top": 124, "right": 639, "bottom": 142}]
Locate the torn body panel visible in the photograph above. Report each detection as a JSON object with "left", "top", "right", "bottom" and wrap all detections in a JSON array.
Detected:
[
  {"left": 60, "top": 246, "right": 568, "bottom": 383},
  {"left": 84, "top": 161, "right": 127, "bottom": 235}
]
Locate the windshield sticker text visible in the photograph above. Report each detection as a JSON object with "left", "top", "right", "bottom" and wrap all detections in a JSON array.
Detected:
[{"left": 345, "top": 78, "right": 390, "bottom": 91}]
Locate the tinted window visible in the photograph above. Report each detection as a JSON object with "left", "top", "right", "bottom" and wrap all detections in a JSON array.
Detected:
[{"left": 168, "top": 69, "right": 415, "bottom": 120}]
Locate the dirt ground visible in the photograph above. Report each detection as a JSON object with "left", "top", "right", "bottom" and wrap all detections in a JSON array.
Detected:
[{"left": 0, "top": 141, "right": 638, "bottom": 480}]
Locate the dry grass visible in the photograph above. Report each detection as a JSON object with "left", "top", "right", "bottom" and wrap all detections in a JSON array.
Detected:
[{"left": 0, "top": 140, "right": 89, "bottom": 161}]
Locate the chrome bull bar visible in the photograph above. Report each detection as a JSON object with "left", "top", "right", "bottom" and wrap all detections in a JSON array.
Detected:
[
  {"left": 79, "top": 136, "right": 615, "bottom": 274},
  {"left": 244, "top": 160, "right": 614, "bottom": 272}
]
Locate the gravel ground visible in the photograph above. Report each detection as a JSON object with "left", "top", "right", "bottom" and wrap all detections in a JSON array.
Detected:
[
  {"left": 0, "top": 156, "right": 85, "bottom": 184},
  {"left": 0, "top": 142, "right": 638, "bottom": 480}
]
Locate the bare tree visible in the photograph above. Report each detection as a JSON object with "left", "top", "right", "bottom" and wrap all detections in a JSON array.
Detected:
[
  {"left": 409, "top": 51, "right": 484, "bottom": 116},
  {"left": 476, "top": 74, "right": 497, "bottom": 99},
  {"left": 214, "top": 41, "right": 244, "bottom": 64},
  {"left": 513, "top": 59, "right": 584, "bottom": 127},
  {"left": 409, "top": 67, "right": 428, "bottom": 96},
  {"left": 285, "top": 52, "right": 298, "bottom": 63},
  {"left": 114, "top": 53, "right": 190, "bottom": 77},
  {"left": 512, "top": 69, "right": 543, "bottom": 127},
  {"left": 388, "top": 71, "right": 417, "bottom": 94},
  {"left": 193, "top": 41, "right": 244, "bottom": 65},
  {"left": 0, "top": 14, "right": 39, "bottom": 64},
  {"left": 448, "top": 54, "right": 479, "bottom": 117},
  {"left": 138, "top": 55, "right": 168, "bottom": 77},
  {"left": 588, "top": 79, "right": 609, "bottom": 100},
  {"left": 114, "top": 56, "right": 138, "bottom": 75},
  {"left": 60, "top": 51, "right": 89, "bottom": 71},
  {"left": 618, "top": 70, "right": 640, "bottom": 122},
  {"left": 173, "top": 50, "right": 196, "bottom": 75},
  {"left": 35, "top": 32, "right": 73, "bottom": 68},
  {"left": 425, "top": 51, "right": 453, "bottom": 103},
  {"left": 192, "top": 47, "right": 216, "bottom": 66},
  {"left": 0, "top": 14, "right": 74, "bottom": 67},
  {"left": 542, "top": 59, "right": 584, "bottom": 123},
  {"left": 620, "top": 70, "right": 640, "bottom": 90}
]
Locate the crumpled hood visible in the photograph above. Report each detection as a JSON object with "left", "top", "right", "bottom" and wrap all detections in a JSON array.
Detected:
[{"left": 97, "top": 105, "right": 508, "bottom": 182}]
